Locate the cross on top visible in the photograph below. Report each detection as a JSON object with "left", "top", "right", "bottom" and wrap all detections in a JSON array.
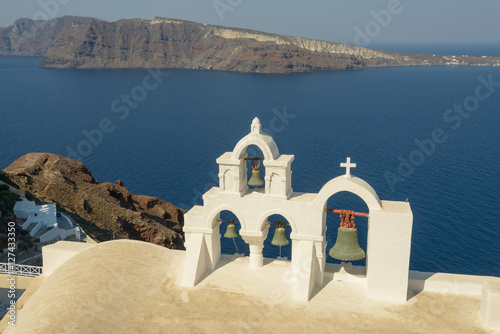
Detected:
[{"left": 340, "top": 157, "right": 356, "bottom": 178}]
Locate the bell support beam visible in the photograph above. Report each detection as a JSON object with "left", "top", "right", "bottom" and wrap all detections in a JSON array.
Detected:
[{"left": 326, "top": 208, "right": 369, "bottom": 217}]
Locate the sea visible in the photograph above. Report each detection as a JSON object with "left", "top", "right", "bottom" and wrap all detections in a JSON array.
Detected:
[{"left": 1, "top": 43, "right": 499, "bottom": 277}]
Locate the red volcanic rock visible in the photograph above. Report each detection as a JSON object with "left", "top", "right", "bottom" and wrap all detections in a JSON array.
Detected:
[{"left": 4, "top": 153, "right": 185, "bottom": 249}]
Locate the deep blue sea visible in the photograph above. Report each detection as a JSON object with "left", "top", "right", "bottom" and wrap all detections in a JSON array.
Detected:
[{"left": 1, "top": 43, "right": 499, "bottom": 277}]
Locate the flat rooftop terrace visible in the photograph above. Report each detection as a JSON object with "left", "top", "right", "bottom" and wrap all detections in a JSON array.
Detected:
[{"left": 1, "top": 240, "right": 498, "bottom": 333}]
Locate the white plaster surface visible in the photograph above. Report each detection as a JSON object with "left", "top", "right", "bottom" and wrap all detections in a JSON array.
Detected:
[
  {"left": 481, "top": 280, "right": 500, "bottom": 330},
  {"left": 42, "top": 241, "right": 96, "bottom": 276},
  {"left": 1, "top": 240, "right": 497, "bottom": 334}
]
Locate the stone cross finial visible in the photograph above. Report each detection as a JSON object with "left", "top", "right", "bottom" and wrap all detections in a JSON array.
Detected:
[
  {"left": 251, "top": 117, "right": 262, "bottom": 134},
  {"left": 341, "top": 157, "right": 356, "bottom": 178}
]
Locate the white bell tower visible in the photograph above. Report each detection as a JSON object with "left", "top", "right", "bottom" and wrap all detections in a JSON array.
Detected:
[
  {"left": 217, "top": 117, "right": 294, "bottom": 198},
  {"left": 182, "top": 117, "right": 414, "bottom": 303}
]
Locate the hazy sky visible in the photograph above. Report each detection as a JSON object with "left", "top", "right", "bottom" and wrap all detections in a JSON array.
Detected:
[{"left": 1, "top": 0, "right": 499, "bottom": 44}]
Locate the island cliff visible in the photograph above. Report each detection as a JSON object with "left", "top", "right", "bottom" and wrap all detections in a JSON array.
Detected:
[
  {"left": 3, "top": 153, "right": 185, "bottom": 249},
  {"left": 0, "top": 16, "right": 91, "bottom": 57},
  {"left": 1, "top": 16, "right": 499, "bottom": 73}
]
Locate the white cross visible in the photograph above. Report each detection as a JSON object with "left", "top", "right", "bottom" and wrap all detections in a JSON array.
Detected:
[{"left": 340, "top": 157, "right": 356, "bottom": 178}]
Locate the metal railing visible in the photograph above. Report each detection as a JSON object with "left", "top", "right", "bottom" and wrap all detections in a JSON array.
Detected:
[{"left": 0, "top": 263, "right": 43, "bottom": 277}]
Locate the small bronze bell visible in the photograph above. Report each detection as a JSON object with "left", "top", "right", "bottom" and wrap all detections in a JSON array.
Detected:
[
  {"left": 271, "top": 221, "right": 289, "bottom": 258},
  {"left": 329, "top": 227, "right": 365, "bottom": 261},
  {"left": 220, "top": 220, "right": 240, "bottom": 254},
  {"left": 224, "top": 222, "right": 238, "bottom": 239},
  {"left": 247, "top": 158, "right": 264, "bottom": 187},
  {"left": 248, "top": 170, "right": 264, "bottom": 187}
]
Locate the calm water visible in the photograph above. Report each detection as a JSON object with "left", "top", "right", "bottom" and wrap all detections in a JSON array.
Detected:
[{"left": 1, "top": 45, "right": 499, "bottom": 276}]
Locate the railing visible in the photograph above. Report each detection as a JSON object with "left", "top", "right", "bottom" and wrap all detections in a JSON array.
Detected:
[
  {"left": 0, "top": 296, "right": 20, "bottom": 318},
  {"left": 0, "top": 263, "right": 43, "bottom": 277}
]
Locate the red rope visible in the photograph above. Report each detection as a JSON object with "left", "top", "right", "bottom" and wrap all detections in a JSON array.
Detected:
[{"left": 326, "top": 209, "right": 369, "bottom": 228}]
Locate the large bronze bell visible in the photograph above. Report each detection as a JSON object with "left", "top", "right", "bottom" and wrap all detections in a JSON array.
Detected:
[
  {"left": 248, "top": 170, "right": 264, "bottom": 187},
  {"left": 224, "top": 222, "right": 238, "bottom": 239},
  {"left": 329, "top": 227, "right": 365, "bottom": 261}
]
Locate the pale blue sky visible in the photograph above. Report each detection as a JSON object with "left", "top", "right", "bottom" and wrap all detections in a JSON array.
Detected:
[{"left": 0, "top": 0, "right": 499, "bottom": 44}]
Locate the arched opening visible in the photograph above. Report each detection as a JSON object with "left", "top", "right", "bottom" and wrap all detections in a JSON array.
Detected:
[
  {"left": 244, "top": 144, "right": 266, "bottom": 192},
  {"left": 262, "top": 214, "right": 293, "bottom": 260},
  {"left": 325, "top": 191, "right": 369, "bottom": 267},
  {"left": 217, "top": 210, "right": 250, "bottom": 256}
]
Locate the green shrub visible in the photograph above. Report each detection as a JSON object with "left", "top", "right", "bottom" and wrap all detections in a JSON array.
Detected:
[
  {"left": 0, "top": 187, "right": 20, "bottom": 216},
  {"left": 18, "top": 240, "right": 30, "bottom": 251},
  {"left": 17, "top": 239, "right": 34, "bottom": 251},
  {"left": 25, "top": 191, "right": 36, "bottom": 202},
  {"left": 0, "top": 173, "right": 19, "bottom": 189}
]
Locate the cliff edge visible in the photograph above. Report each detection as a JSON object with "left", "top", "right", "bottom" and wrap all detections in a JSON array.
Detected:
[
  {"left": 3, "top": 153, "right": 185, "bottom": 249},
  {"left": 1, "top": 16, "right": 499, "bottom": 73}
]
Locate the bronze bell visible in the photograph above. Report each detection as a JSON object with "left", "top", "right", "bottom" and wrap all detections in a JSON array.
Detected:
[
  {"left": 248, "top": 170, "right": 264, "bottom": 187},
  {"left": 247, "top": 158, "right": 264, "bottom": 187},
  {"left": 329, "top": 227, "right": 365, "bottom": 261},
  {"left": 220, "top": 220, "right": 241, "bottom": 254},
  {"left": 224, "top": 222, "right": 238, "bottom": 239},
  {"left": 271, "top": 227, "right": 289, "bottom": 246},
  {"left": 271, "top": 221, "right": 289, "bottom": 246}
]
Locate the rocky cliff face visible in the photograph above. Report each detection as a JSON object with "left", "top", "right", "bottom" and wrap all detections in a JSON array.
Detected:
[
  {"left": 3, "top": 153, "right": 185, "bottom": 249},
  {"left": 0, "top": 16, "right": 92, "bottom": 56},
  {"left": 1, "top": 16, "right": 499, "bottom": 73}
]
